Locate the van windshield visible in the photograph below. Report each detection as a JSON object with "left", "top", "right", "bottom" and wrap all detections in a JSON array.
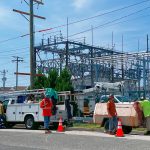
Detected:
[{"left": 116, "top": 96, "right": 130, "bottom": 102}]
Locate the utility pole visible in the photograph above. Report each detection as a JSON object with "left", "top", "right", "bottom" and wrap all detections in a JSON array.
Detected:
[
  {"left": 66, "top": 17, "right": 69, "bottom": 68},
  {"left": 91, "top": 25, "right": 94, "bottom": 87},
  {"left": 30, "top": 0, "right": 34, "bottom": 89},
  {"left": 12, "top": 56, "right": 23, "bottom": 90},
  {"left": 147, "top": 34, "right": 149, "bottom": 53},
  {"left": 111, "top": 31, "right": 114, "bottom": 83},
  {"left": 121, "top": 34, "right": 124, "bottom": 80},
  {"left": 13, "top": 0, "right": 45, "bottom": 89},
  {"left": 1, "top": 70, "right": 7, "bottom": 90}
]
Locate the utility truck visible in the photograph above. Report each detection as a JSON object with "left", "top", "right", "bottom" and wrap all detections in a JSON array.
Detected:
[
  {"left": 76, "top": 81, "right": 126, "bottom": 116},
  {"left": 1, "top": 89, "right": 71, "bottom": 129}
]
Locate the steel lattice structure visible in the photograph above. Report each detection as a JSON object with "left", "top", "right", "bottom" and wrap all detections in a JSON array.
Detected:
[{"left": 34, "top": 36, "right": 150, "bottom": 98}]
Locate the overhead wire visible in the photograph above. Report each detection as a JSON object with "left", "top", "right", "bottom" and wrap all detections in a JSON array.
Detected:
[
  {"left": 69, "top": 6, "right": 150, "bottom": 37},
  {"left": 0, "top": 46, "right": 29, "bottom": 54},
  {"left": 0, "top": 0, "right": 150, "bottom": 44},
  {"left": 1, "top": 13, "right": 150, "bottom": 57}
]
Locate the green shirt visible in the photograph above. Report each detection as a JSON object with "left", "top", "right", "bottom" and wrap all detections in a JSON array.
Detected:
[{"left": 139, "top": 100, "right": 150, "bottom": 117}]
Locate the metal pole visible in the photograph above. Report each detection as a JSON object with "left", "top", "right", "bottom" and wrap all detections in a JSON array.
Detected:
[
  {"left": 91, "top": 26, "right": 93, "bottom": 46},
  {"left": 66, "top": 18, "right": 69, "bottom": 68},
  {"left": 121, "top": 34, "right": 124, "bottom": 80},
  {"left": 2, "top": 70, "right": 7, "bottom": 90},
  {"left": 111, "top": 32, "right": 114, "bottom": 82},
  {"left": 30, "top": 0, "right": 34, "bottom": 89},
  {"left": 146, "top": 34, "right": 149, "bottom": 96},
  {"left": 16, "top": 57, "right": 19, "bottom": 90},
  {"left": 67, "top": 17, "right": 68, "bottom": 41},
  {"left": 91, "top": 26, "right": 94, "bottom": 86},
  {"left": 147, "top": 34, "right": 149, "bottom": 53}
]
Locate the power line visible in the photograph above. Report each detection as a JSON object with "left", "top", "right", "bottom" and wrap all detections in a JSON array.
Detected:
[
  {"left": 0, "top": 51, "right": 29, "bottom": 57},
  {"left": 69, "top": 6, "right": 150, "bottom": 37},
  {"left": 34, "top": 0, "right": 150, "bottom": 34},
  {"left": 0, "top": 0, "right": 149, "bottom": 44},
  {"left": 61, "top": 0, "right": 150, "bottom": 27},
  {"left": 1, "top": 14, "right": 150, "bottom": 58},
  {"left": 0, "top": 46, "right": 29, "bottom": 54},
  {"left": 0, "top": 13, "right": 149, "bottom": 59}
]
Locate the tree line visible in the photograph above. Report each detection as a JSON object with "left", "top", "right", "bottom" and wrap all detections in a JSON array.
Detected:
[{"left": 31, "top": 68, "right": 74, "bottom": 92}]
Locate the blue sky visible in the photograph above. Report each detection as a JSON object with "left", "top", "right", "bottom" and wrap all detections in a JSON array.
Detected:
[{"left": 0, "top": 0, "right": 150, "bottom": 87}]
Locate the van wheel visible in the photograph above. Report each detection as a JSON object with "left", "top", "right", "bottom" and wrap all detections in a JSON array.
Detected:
[
  {"left": 122, "top": 126, "right": 132, "bottom": 134},
  {"left": 25, "top": 116, "right": 38, "bottom": 129}
]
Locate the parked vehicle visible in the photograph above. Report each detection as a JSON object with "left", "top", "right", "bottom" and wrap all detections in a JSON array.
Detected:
[
  {"left": 5, "top": 99, "right": 69, "bottom": 129},
  {"left": 93, "top": 102, "right": 139, "bottom": 134},
  {"left": 1, "top": 90, "right": 72, "bottom": 129}
]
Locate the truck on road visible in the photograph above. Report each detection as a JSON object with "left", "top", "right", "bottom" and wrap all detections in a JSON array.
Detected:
[{"left": 1, "top": 90, "right": 71, "bottom": 129}]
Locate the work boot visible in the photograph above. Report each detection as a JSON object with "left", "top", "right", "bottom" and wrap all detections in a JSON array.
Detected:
[
  {"left": 108, "top": 131, "right": 115, "bottom": 135},
  {"left": 45, "top": 130, "right": 51, "bottom": 134}
]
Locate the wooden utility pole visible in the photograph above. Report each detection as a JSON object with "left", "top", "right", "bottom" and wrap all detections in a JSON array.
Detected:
[
  {"left": 13, "top": 0, "right": 45, "bottom": 89},
  {"left": 12, "top": 56, "right": 23, "bottom": 90}
]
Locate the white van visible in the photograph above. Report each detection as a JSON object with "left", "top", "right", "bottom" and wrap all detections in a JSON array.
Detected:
[{"left": 3, "top": 98, "right": 70, "bottom": 129}]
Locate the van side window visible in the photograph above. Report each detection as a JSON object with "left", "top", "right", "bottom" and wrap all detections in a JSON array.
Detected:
[
  {"left": 114, "top": 98, "right": 118, "bottom": 103},
  {"left": 100, "top": 96, "right": 108, "bottom": 103}
]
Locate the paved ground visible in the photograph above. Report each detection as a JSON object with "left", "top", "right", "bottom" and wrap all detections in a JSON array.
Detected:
[{"left": 0, "top": 129, "right": 150, "bottom": 150}]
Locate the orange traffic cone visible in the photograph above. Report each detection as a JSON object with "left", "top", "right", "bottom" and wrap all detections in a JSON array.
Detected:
[
  {"left": 57, "top": 116, "right": 65, "bottom": 132},
  {"left": 116, "top": 118, "right": 124, "bottom": 137}
]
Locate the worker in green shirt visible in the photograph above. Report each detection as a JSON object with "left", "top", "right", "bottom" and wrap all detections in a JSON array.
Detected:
[{"left": 139, "top": 98, "right": 150, "bottom": 135}]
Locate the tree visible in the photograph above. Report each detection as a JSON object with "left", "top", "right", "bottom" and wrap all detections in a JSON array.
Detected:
[
  {"left": 32, "top": 68, "right": 73, "bottom": 92},
  {"left": 56, "top": 68, "right": 74, "bottom": 92},
  {"left": 47, "top": 69, "right": 58, "bottom": 88},
  {"left": 33, "top": 70, "right": 48, "bottom": 89}
]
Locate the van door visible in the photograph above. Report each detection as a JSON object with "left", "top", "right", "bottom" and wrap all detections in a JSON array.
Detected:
[
  {"left": 6, "top": 105, "right": 16, "bottom": 121},
  {"left": 22, "top": 104, "right": 39, "bottom": 122},
  {"left": 15, "top": 104, "right": 23, "bottom": 121},
  {"left": 89, "top": 100, "right": 95, "bottom": 114}
]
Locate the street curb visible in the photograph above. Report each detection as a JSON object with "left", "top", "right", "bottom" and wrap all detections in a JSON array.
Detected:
[
  {"left": 65, "top": 127, "right": 146, "bottom": 135},
  {"left": 66, "top": 127, "right": 104, "bottom": 132}
]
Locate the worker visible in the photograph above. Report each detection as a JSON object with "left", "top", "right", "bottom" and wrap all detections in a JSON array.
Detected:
[
  {"left": 107, "top": 95, "right": 118, "bottom": 135},
  {"left": 40, "top": 93, "right": 53, "bottom": 134},
  {"left": 51, "top": 95, "right": 57, "bottom": 116},
  {"left": 0, "top": 101, "right": 5, "bottom": 129},
  {"left": 65, "top": 96, "right": 72, "bottom": 122},
  {"left": 133, "top": 101, "right": 144, "bottom": 126},
  {"left": 139, "top": 98, "right": 150, "bottom": 135}
]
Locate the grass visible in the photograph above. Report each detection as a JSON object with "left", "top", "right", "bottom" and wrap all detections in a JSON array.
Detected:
[
  {"left": 73, "top": 123, "right": 101, "bottom": 129},
  {"left": 133, "top": 127, "right": 146, "bottom": 132},
  {"left": 72, "top": 123, "right": 146, "bottom": 132}
]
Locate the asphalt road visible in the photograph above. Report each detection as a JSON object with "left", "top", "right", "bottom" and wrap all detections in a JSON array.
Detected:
[{"left": 0, "top": 129, "right": 150, "bottom": 150}]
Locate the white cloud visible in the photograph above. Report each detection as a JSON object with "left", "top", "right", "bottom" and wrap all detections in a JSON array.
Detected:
[
  {"left": 73, "top": 0, "right": 90, "bottom": 9},
  {"left": 0, "top": 6, "right": 10, "bottom": 20}
]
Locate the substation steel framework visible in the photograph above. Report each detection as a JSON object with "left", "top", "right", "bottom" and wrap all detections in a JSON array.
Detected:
[{"left": 34, "top": 36, "right": 150, "bottom": 98}]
